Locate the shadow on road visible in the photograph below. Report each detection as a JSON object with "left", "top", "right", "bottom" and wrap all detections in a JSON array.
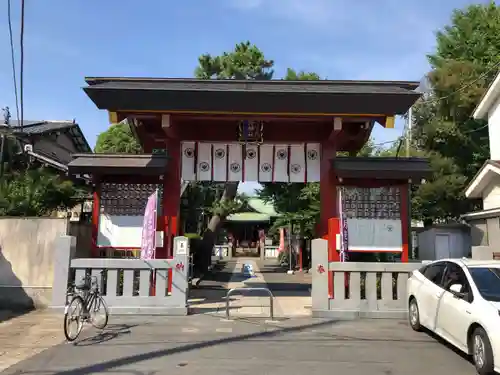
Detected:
[
  {"left": 32, "top": 319, "right": 342, "bottom": 375},
  {"left": 73, "top": 323, "right": 140, "bottom": 347}
]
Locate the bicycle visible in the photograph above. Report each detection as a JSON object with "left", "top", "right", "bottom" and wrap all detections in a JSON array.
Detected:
[{"left": 63, "top": 272, "right": 109, "bottom": 342}]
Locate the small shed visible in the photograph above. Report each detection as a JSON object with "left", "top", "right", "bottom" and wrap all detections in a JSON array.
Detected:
[{"left": 417, "top": 224, "right": 471, "bottom": 260}]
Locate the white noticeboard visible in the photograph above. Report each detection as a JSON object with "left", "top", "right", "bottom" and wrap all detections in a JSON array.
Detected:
[{"left": 176, "top": 239, "right": 188, "bottom": 255}]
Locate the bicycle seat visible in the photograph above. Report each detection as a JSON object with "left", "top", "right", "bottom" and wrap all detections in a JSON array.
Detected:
[{"left": 75, "top": 282, "right": 90, "bottom": 290}]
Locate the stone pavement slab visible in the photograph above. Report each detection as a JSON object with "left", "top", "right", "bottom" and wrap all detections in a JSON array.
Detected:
[
  {"left": 189, "top": 259, "right": 312, "bottom": 318},
  {"left": 0, "top": 310, "right": 65, "bottom": 372},
  {"left": 1, "top": 315, "right": 478, "bottom": 375}
]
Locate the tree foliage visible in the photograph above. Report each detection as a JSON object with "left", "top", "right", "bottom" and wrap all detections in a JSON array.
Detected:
[
  {"left": 0, "top": 133, "right": 82, "bottom": 217},
  {"left": 195, "top": 41, "right": 274, "bottom": 80},
  {"left": 0, "top": 167, "right": 81, "bottom": 216},
  {"left": 411, "top": 1, "right": 500, "bottom": 224},
  {"left": 94, "top": 123, "right": 142, "bottom": 154}
]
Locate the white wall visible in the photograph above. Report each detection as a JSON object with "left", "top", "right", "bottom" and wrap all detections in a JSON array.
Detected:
[
  {"left": 488, "top": 95, "right": 500, "bottom": 160},
  {"left": 483, "top": 174, "right": 500, "bottom": 210},
  {"left": 97, "top": 214, "right": 163, "bottom": 248}
]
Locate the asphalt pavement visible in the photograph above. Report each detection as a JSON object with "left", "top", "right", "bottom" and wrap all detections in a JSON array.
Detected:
[{"left": 1, "top": 315, "right": 478, "bottom": 375}]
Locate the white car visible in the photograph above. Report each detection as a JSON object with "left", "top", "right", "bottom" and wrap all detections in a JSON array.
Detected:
[{"left": 407, "top": 258, "right": 500, "bottom": 375}]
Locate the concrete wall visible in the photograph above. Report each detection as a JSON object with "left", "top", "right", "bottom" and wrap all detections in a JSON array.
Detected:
[
  {"left": 0, "top": 218, "right": 69, "bottom": 309},
  {"left": 468, "top": 216, "right": 500, "bottom": 248},
  {"left": 469, "top": 218, "right": 489, "bottom": 246},
  {"left": 0, "top": 218, "right": 92, "bottom": 310},
  {"left": 68, "top": 222, "right": 92, "bottom": 258},
  {"left": 471, "top": 246, "right": 495, "bottom": 260}
]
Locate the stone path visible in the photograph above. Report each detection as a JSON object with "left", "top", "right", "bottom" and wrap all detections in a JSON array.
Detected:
[
  {"left": 0, "top": 311, "right": 64, "bottom": 372},
  {"left": 189, "top": 258, "right": 312, "bottom": 317}
]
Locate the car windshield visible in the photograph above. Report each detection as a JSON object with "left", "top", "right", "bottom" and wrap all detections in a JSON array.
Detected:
[{"left": 469, "top": 267, "right": 500, "bottom": 302}]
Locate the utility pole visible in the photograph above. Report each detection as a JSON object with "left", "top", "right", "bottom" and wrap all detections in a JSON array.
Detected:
[{"left": 406, "top": 106, "right": 413, "bottom": 157}]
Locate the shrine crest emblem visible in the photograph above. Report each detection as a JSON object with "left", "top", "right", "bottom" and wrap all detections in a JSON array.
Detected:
[{"left": 237, "top": 120, "right": 264, "bottom": 144}]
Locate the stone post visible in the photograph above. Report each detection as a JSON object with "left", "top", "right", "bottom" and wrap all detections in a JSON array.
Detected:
[
  {"left": 171, "top": 236, "right": 190, "bottom": 309},
  {"left": 51, "top": 236, "right": 76, "bottom": 309},
  {"left": 311, "top": 238, "right": 329, "bottom": 315}
]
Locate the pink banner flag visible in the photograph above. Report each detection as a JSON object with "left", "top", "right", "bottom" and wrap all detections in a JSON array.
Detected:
[
  {"left": 140, "top": 190, "right": 158, "bottom": 260},
  {"left": 278, "top": 228, "right": 285, "bottom": 252}
]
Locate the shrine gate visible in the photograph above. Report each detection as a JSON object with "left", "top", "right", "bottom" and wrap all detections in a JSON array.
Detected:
[{"left": 68, "top": 78, "right": 431, "bottom": 265}]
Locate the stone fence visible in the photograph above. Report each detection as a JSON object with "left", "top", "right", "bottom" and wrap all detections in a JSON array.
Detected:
[
  {"left": 311, "top": 238, "right": 422, "bottom": 319},
  {"left": 51, "top": 236, "right": 190, "bottom": 315}
]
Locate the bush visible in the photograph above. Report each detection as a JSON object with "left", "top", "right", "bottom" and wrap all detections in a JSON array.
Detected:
[{"left": 184, "top": 232, "right": 202, "bottom": 240}]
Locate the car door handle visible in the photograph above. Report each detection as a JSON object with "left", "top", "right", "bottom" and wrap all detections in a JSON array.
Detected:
[{"left": 465, "top": 310, "right": 471, "bottom": 314}]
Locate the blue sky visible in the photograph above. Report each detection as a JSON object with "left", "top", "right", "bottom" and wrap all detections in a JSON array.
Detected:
[{"left": 0, "top": 0, "right": 487, "bottom": 194}]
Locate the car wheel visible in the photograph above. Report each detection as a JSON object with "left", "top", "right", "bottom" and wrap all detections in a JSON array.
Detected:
[
  {"left": 471, "top": 327, "right": 495, "bottom": 375},
  {"left": 408, "top": 298, "right": 421, "bottom": 331}
]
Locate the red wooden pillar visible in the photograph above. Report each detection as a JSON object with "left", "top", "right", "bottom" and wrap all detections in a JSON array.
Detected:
[
  {"left": 319, "top": 142, "right": 339, "bottom": 299},
  {"left": 318, "top": 142, "right": 338, "bottom": 239},
  {"left": 91, "top": 182, "right": 101, "bottom": 258},
  {"left": 161, "top": 139, "right": 181, "bottom": 259},
  {"left": 400, "top": 183, "right": 409, "bottom": 263}
]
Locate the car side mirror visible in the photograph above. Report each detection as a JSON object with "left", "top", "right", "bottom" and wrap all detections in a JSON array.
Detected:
[
  {"left": 449, "top": 284, "right": 462, "bottom": 293},
  {"left": 449, "top": 284, "right": 467, "bottom": 299}
]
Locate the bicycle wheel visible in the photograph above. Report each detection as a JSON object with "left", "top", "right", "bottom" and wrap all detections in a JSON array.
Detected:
[
  {"left": 88, "top": 295, "right": 109, "bottom": 329},
  {"left": 63, "top": 295, "right": 84, "bottom": 342}
]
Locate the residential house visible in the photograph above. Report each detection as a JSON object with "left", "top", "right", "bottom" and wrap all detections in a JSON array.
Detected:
[
  {"left": 6, "top": 120, "right": 92, "bottom": 220},
  {"left": 463, "top": 71, "right": 500, "bottom": 259}
]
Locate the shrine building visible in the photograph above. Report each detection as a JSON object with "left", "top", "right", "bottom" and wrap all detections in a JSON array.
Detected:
[{"left": 67, "top": 77, "right": 431, "bottom": 263}]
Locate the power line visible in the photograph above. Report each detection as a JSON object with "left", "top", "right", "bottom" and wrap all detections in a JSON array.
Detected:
[
  {"left": 7, "top": 0, "right": 20, "bottom": 124},
  {"left": 405, "top": 59, "right": 500, "bottom": 141},
  {"left": 19, "top": 0, "right": 25, "bottom": 132},
  {"left": 421, "top": 59, "right": 500, "bottom": 105}
]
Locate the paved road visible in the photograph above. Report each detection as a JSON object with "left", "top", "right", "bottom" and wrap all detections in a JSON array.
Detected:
[{"left": 1, "top": 315, "right": 477, "bottom": 375}]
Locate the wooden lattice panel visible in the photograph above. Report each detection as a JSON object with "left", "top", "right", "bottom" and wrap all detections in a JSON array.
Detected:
[
  {"left": 340, "top": 186, "right": 401, "bottom": 220},
  {"left": 100, "top": 183, "right": 163, "bottom": 216}
]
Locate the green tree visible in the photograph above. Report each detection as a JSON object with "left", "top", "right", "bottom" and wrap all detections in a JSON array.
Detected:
[
  {"left": 195, "top": 41, "right": 274, "bottom": 80},
  {"left": 94, "top": 122, "right": 142, "bottom": 153},
  {"left": 0, "top": 126, "right": 82, "bottom": 217},
  {"left": 411, "top": 2, "right": 500, "bottom": 224},
  {"left": 284, "top": 68, "right": 320, "bottom": 81},
  {"left": 0, "top": 167, "right": 81, "bottom": 216}
]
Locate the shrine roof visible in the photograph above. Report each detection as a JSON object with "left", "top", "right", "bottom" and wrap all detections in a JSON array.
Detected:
[
  {"left": 83, "top": 77, "right": 421, "bottom": 116},
  {"left": 333, "top": 156, "right": 432, "bottom": 182},
  {"left": 68, "top": 153, "right": 168, "bottom": 176}
]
